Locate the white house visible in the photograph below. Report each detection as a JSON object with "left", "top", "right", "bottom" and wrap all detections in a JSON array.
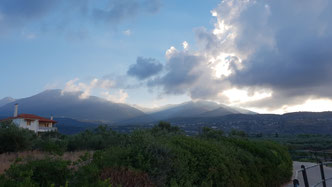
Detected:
[{"left": 1, "top": 104, "right": 57, "bottom": 133}]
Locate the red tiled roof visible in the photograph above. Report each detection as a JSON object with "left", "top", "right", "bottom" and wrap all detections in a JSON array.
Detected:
[{"left": 0, "top": 114, "right": 57, "bottom": 123}]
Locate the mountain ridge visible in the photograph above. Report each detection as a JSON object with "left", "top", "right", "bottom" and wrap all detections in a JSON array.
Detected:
[
  {"left": 118, "top": 100, "right": 256, "bottom": 125},
  {"left": 0, "top": 90, "right": 256, "bottom": 124},
  {"left": 0, "top": 97, "right": 16, "bottom": 107},
  {"left": 0, "top": 89, "right": 145, "bottom": 123}
]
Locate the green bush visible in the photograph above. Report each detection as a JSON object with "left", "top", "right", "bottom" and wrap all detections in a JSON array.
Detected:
[
  {"left": 67, "top": 125, "right": 126, "bottom": 151},
  {"left": 4, "top": 158, "right": 72, "bottom": 187},
  {"left": 200, "top": 127, "right": 224, "bottom": 139},
  {"left": 36, "top": 139, "right": 67, "bottom": 155},
  {"left": 0, "top": 123, "right": 292, "bottom": 187},
  {"left": 0, "top": 121, "right": 37, "bottom": 153},
  {"left": 90, "top": 127, "right": 292, "bottom": 186},
  {"left": 0, "top": 175, "right": 38, "bottom": 187}
]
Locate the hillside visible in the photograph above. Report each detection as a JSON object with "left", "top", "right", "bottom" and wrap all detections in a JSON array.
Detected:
[
  {"left": 0, "top": 121, "right": 292, "bottom": 187},
  {"left": 119, "top": 100, "right": 256, "bottom": 124},
  {"left": 55, "top": 118, "right": 99, "bottom": 134},
  {"left": 0, "top": 97, "right": 15, "bottom": 107},
  {"left": 0, "top": 89, "right": 145, "bottom": 123},
  {"left": 169, "top": 112, "right": 332, "bottom": 134}
]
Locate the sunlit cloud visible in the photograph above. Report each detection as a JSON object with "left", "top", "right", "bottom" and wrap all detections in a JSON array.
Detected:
[
  {"left": 101, "top": 90, "right": 128, "bottom": 103},
  {"left": 182, "top": 41, "right": 189, "bottom": 50},
  {"left": 247, "top": 99, "right": 332, "bottom": 114},
  {"left": 123, "top": 29, "right": 131, "bottom": 36},
  {"left": 222, "top": 88, "right": 272, "bottom": 105},
  {"left": 136, "top": 0, "right": 332, "bottom": 113},
  {"left": 62, "top": 78, "right": 117, "bottom": 100}
]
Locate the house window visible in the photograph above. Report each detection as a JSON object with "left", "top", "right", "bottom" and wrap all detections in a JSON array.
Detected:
[{"left": 27, "top": 121, "right": 31, "bottom": 126}]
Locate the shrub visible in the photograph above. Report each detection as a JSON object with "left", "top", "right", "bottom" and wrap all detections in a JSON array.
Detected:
[
  {"left": 67, "top": 126, "right": 125, "bottom": 151},
  {"left": 4, "top": 158, "right": 72, "bottom": 187},
  {"left": 100, "top": 168, "right": 155, "bottom": 187},
  {"left": 200, "top": 127, "right": 224, "bottom": 139},
  {"left": 0, "top": 121, "right": 37, "bottom": 153},
  {"left": 91, "top": 127, "right": 292, "bottom": 186},
  {"left": 0, "top": 124, "right": 292, "bottom": 187},
  {"left": 35, "top": 139, "right": 67, "bottom": 155}
]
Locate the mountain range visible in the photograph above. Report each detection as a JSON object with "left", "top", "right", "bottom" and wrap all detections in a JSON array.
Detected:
[
  {"left": 1, "top": 89, "right": 332, "bottom": 135},
  {"left": 0, "top": 89, "right": 254, "bottom": 125},
  {"left": 0, "top": 89, "right": 144, "bottom": 123},
  {"left": 0, "top": 97, "right": 16, "bottom": 107}
]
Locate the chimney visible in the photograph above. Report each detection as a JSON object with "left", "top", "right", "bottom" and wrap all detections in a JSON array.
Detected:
[
  {"left": 14, "top": 104, "right": 18, "bottom": 117},
  {"left": 50, "top": 115, "right": 53, "bottom": 120}
]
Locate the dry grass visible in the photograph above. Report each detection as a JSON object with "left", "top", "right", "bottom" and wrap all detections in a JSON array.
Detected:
[{"left": 0, "top": 151, "right": 93, "bottom": 174}]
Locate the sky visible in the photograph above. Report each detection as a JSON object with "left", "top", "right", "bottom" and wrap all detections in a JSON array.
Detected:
[{"left": 1, "top": 0, "right": 332, "bottom": 114}]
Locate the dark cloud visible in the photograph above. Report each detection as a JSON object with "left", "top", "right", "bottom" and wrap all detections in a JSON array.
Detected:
[
  {"left": 220, "top": 0, "right": 332, "bottom": 108},
  {"left": 0, "top": 0, "right": 161, "bottom": 33},
  {"left": 133, "top": 0, "right": 332, "bottom": 110},
  {"left": 147, "top": 50, "right": 228, "bottom": 99},
  {"left": 93, "top": 0, "right": 161, "bottom": 24},
  {"left": 0, "top": 0, "right": 59, "bottom": 31},
  {"left": 127, "top": 57, "right": 163, "bottom": 80},
  {"left": 0, "top": 0, "right": 58, "bottom": 19}
]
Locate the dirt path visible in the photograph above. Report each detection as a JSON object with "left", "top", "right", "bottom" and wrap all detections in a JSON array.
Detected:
[{"left": 284, "top": 161, "right": 332, "bottom": 187}]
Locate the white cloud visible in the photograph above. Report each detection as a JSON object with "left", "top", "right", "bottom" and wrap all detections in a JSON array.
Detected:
[
  {"left": 222, "top": 88, "right": 272, "bottom": 105},
  {"left": 147, "top": 0, "right": 332, "bottom": 112},
  {"left": 280, "top": 99, "right": 332, "bottom": 113},
  {"left": 62, "top": 78, "right": 116, "bottom": 99},
  {"left": 21, "top": 31, "right": 36, "bottom": 39},
  {"left": 247, "top": 98, "right": 332, "bottom": 114},
  {"left": 44, "top": 81, "right": 60, "bottom": 90},
  {"left": 101, "top": 90, "right": 128, "bottom": 103},
  {"left": 182, "top": 41, "right": 189, "bottom": 50},
  {"left": 123, "top": 29, "right": 131, "bottom": 36},
  {"left": 165, "top": 46, "right": 177, "bottom": 59}
]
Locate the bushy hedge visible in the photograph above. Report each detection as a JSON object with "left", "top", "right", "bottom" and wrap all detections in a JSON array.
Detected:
[
  {"left": 0, "top": 121, "right": 292, "bottom": 186},
  {"left": 0, "top": 121, "right": 37, "bottom": 154}
]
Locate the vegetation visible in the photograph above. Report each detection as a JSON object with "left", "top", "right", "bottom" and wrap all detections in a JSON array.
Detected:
[
  {"left": 249, "top": 133, "right": 332, "bottom": 163},
  {"left": 0, "top": 121, "right": 37, "bottom": 154},
  {"left": 0, "top": 120, "right": 292, "bottom": 187}
]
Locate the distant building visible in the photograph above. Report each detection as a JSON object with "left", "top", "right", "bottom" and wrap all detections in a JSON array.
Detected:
[{"left": 0, "top": 104, "right": 57, "bottom": 133}]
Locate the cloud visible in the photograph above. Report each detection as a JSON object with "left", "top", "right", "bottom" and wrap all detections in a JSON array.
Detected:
[
  {"left": 0, "top": 0, "right": 161, "bottom": 34},
  {"left": 127, "top": 57, "right": 163, "bottom": 80},
  {"left": 93, "top": 0, "right": 161, "bottom": 25},
  {"left": 0, "top": 0, "right": 58, "bottom": 19},
  {"left": 61, "top": 78, "right": 128, "bottom": 103},
  {"left": 101, "top": 90, "right": 128, "bottom": 103},
  {"left": 0, "top": 0, "right": 57, "bottom": 33},
  {"left": 182, "top": 41, "right": 189, "bottom": 50},
  {"left": 62, "top": 78, "right": 115, "bottom": 99},
  {"left": 129, "top": 0, "right": 332, "bottom": 111},
  {"left": 213, "top": 0, "right": 332, "bottom": 109},
  {"left": 148, "top": 47, "right": 229, "bottom": 100},
  {"left": 123, "top": 29, "right": 132, "bottom": 36}
]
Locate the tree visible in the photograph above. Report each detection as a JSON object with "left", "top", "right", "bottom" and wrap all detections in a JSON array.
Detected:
[
  {"left": 200, "top": 127, "right": 224, "bottom": 139},
  {"left": 0, "top": 120, "right": 37, "bottom": 153}
]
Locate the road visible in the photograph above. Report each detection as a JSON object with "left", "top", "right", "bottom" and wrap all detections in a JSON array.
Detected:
[{"left": 285, "top": 161, "right": 332, "bottom": 187}]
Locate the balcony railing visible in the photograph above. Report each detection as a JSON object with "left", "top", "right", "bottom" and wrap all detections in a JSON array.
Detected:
[{"left": 37, "top": 127, "right": 57, "bottom": 132}]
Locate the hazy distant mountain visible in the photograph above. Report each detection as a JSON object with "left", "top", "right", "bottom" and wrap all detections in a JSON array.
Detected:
[
  {"left": 149, "top": 100, "right": 221, "bottom": 120},
  {"left": 0, "top": 89, "right": 145, "bottom": 123},
  {"left": 200, "top": 105, "right": 256, "bottom": 117},
  {"left": 168, "top": 111, "right": 332, "bottom": 134},
  {"left": 199, "top": 107, "right": 237, "bottom": 117},
  {"left": 0, "top": 97, "right": 16, "bottom": 107},
  {"left": 120, "top": 100, "right": 256, "bottom": 124},
  {"left": 55, "top": 118, "right": 99, "bottom": 134},
  {"left": 131, "top": 104, "right": 177, "bottom": 114}
]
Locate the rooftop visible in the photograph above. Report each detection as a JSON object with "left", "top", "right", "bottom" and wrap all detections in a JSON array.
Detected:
[{"left": 1, "top": 114, "right": 57, "bottom": 123}]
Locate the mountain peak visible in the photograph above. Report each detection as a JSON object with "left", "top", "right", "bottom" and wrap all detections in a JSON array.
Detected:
[
  {"left": 0, "top": 89, "right": 144, "bottom": 123},
  {"left": 0, "top": 97, "right": 16, "bottom": 107}
]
